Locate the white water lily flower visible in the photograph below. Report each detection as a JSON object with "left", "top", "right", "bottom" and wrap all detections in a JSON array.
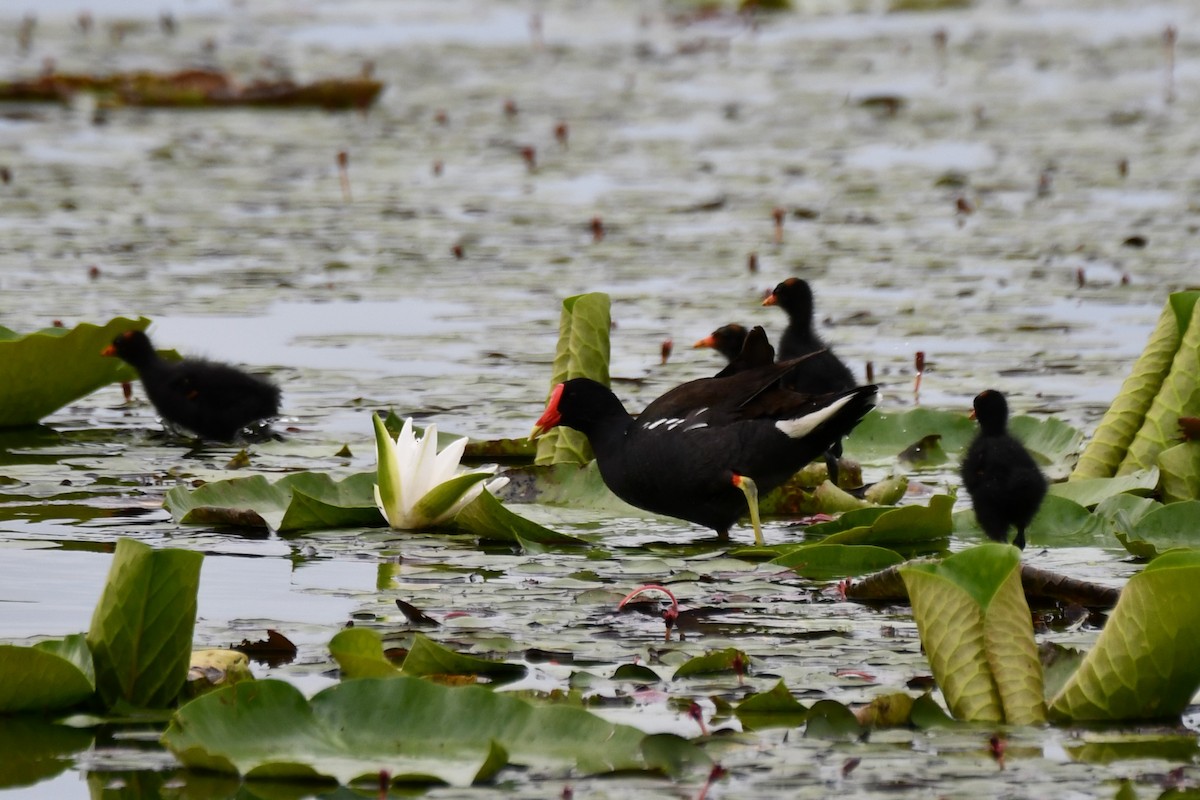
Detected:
[{"left": 372, "top": 414, "right": 508, "bottom": 530}]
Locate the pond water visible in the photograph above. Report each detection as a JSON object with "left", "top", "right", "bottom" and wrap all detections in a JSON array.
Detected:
[{"left": 2, "top": 0, "right": 1199, "bottom": 797}]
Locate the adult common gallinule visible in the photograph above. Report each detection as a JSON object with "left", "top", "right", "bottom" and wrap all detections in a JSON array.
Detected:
[
  {"left": 102, "top": 329, "right": 281, "bottom": 442},
  {"left": 961, "top": 389, "right": 1047, "bottom": 550},
  {"left": 763, "top": 277, "right": 858, "bottom": 485},
  {"left": 530, "top": 358, "right": 878, "bottom": 545}
]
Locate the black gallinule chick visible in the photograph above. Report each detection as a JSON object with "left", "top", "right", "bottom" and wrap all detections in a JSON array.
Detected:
[
  {"left": 693, "top": 323, "right": 749, "bottom": 363},
  {"left": 763, "top": 277, "right": 858, "bottom": 485},
  {"left": 102, "top": 329, "right": 281, "bottom": 442},
  {"left": 693, "top": 322, "right": 779, "bottom": 379},
  {"left": 961, "top": 389, "right": 1047, "bottom": 550},
  {"left": 530, "top": 354, "right": 878, "bottom": 545},
  {"left": 762, "top": 277, "right": 856, "bottom": 394}
]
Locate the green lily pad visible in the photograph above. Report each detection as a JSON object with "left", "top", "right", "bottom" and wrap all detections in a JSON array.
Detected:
[
  {"left": 898, "top": 433, "right": 949, "bottom": 467},
  {"left": 1122, "top": 294, "right": 1200, "bottom": 474},
  {"left": 1049, "top": 468, "right": 1159, "bottom": 508},
  {"left": 1008, "top": 415, "right": 1085, "bottom": 479},
  {"left": 1111, "top": 500, "right": 1200, "bottom": 559},
  {"left": 495, "top": 462, "right": 643, "bottom": 512},
  {"left": 0, "top": 317, "right": 151, "bottom": 427},
  {"left": 0, "top": 634, "right": 95, "bottom": 713},
  {"left": 164, "top": 472, "right": 384, "bottom": 532},
  {"left": 845, "top": 406, "right": 1082, "bottom": 476},
  {"left": 162, "top": 678, "right": 706, "bottom": 786},
  {"left": 672, "top": 648, "right": 750, "bottom": 679},
  {"left": 1157, "top": 440, "right": 1200, "bottom": 504},
  {"left": 804, "top": 699, "right": 863, "bottom": 740},
  {"left": 733, "top": 496, "right": 951, "bottom": 561},
  {"left": 843, "top": 407, "right": 976, "bottom": 465},
  {"left": 770, "top": 543, "right": 904, "bottom": 580},
  {"left": 453, "top": 488, "right": 586, "bottom": 548},
  {"left": 910, "top": 693, "right": 957, "bottom": 729},
  {"left": 954, "top": 494, "right": 1101, "bottom": 547},
  {"left": 1050, "top": 549, "right": 1200, "bottom": 721},
  {"left": 1073, "top": 296, "right": 1193, "bottom": 479},
  {"left": 612, "top": 663, "right": 662, "bottom": 684},
  {"left": 820, "top": 494, "right": 954, "bottom": 549},
  {"left": 734, "top": 680, "right": 808, "bottom": 730},
  {"left": 328, "top": 629, "right": 401, "bottom": 680},
  {"left": 331, "top": 629, "right": 526, "bottom": 683},
  {"left": 1093, "top": 492, "right": 1162, "bottom": 531},
  {"left": 535, "top": 293, "right": 611, "bottom": 466},
  {"left": 856, "top": 692, "right": 917, "bottom": 728},
  {"left": 402, "top": 633, "right": 527, "bottom": 683},
  {"left": 759, "top": 478, "right": 871, "bottom": 517},
  {"left": 900, "top": 544, "right": 1045, "bottom": 724},
  {"left": 87, "top": 538, "right": 203, "bottom": 710}
]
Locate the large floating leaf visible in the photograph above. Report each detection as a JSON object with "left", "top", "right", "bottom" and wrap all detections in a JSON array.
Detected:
[
  {"left": 770, "top": 543, "right": 904, "bottom": 580},
  {"left": 1008, "top": 415, "right": 1085, "bottom": 479},
  {"left": 900, "top": 544, "right": 1045, "bottom": 724},
  {"left": 735, "top": 680, "right": 808, "bottom": 730},
  {"left": 535, "top": 293, "right": 611, "bottom": 466},
  {"left": 735, "top": 495, "right": 952, "bottom": 562},
  {"left": 328, "top": 629, "right": 401, "bottom": 680},
  {"left": 672, "top": 648, "right": 750, "bottom": 679},
  {"left": 1110, "top": 501, "right": 1200, "bottom": 559},
  {"left": 164, "top": 472, "right": 383, "bottom": 532},
  {"left": 759, "top": 477, "right": 871, "bottom": 517},
  {"left": 843, "top": 408, "right": 976, "bottom": 464},
  {"left": 495, "top": 462, "right": 643, "bottom": 512},
  {"left": 331, "top": 629, "right": 526, "bottom": 683},
  {"left": 1122, "top": 293, "right": 1200, "bottom": 474},
  {"left": 1071, "top": 290, "right": 1200, "bottom": 494},
  {"left": 162, "top": 678, "right": 705, "bottom": 786},
  {"left": 1050, "top": 549, "right": 1200, "bottom": 721},
  {"left": 87, "top": 538, "right": 203, "bottom": 709},
  {"left": 402, "top": 633, "right": 527, "bottom": 683},
  {"left": 1048, "top": 468, "right": 1159, "bottom": 509},
  {"left": 0, "top": 316, "right": 150, "bottom": 427},
  {"left": 0, "top": 634, "right": 95, "bottom": 713},
  {"left": 846, "top": 406, "right": 1082, "bottom": 475},
  {"left": 1157, "top": 441, "right": 1200, "bottom": 504},
  {"left": 454, "top": 488, "right": 586, "bottom": 548},
  {"left": 821, "top": 494, "right": 953, "bottom": 547},
  {"left": 1072, "top": 298, "right": 1188, "bottom": 479},
  {"left": 954, "top": 494, "right": 1101, "bottom": 547}
]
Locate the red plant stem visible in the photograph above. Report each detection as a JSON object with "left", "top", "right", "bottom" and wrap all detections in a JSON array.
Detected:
[
  {"left": 337, "top": 150, "right": 351, "bottom": 203},
  {"left": 618, "top": 584, "right": 679, "bottom": 640}
]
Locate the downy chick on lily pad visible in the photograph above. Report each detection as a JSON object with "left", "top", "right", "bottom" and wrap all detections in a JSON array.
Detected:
[{"left": 372, "top": 414, "right": 507, "bottom": 530}]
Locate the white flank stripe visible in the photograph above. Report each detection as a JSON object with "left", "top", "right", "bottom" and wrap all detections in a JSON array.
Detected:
[{"left": 775, "top": 394, "right": 856, "bottom": 439}]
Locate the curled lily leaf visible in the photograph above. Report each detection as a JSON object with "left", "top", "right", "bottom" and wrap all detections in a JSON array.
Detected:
[{"left": 372, "top": 414, "right": 507, "bottom": 530}]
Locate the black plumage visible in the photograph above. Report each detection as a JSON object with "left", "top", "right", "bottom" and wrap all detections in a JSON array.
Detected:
[
  {"left": 762, "top": 277, "right": 856, "bottom": 394},
  {"left": 103, "top": 330, "right": 280, "bottom": 441},
  {"left": 961, "top": 389, "right": 1048, "bottom": 550},
  {"left": 763, "top": 277, "right": 858, "bottom": 485},
  {"left": 694, "top": 323, "right": 780, "bottom": 379},
  {"left": 531, "top": 359, "right": 877, "bottom": 542}
]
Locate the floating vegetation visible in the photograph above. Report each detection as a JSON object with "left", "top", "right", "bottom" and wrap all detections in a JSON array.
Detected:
[{"left": 0, "top": 69, "right": 383, "bottom": 110}]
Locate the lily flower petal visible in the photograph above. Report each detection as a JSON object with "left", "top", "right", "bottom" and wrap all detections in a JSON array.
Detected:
[
  {"left": 372, "top": 415, "right": 406, "bottom": 527},
  {"left": 373, "top": 415, "right": 506, "bottom": 531}
]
